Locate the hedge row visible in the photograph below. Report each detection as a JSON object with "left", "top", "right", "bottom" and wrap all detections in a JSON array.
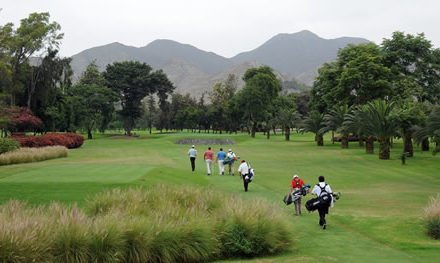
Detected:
[{"left": 12, "top": 133, "right": 84, "bottom": 149}]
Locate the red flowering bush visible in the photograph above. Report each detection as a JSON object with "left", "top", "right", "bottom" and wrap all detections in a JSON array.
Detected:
[
  {"left": 1, "top": 107, "right": 43, "bottom": 133},
  {"left": 13, "top": 133, "right": 84, "bottom": 149}
]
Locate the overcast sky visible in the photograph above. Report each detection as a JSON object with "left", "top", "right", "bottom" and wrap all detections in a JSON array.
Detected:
[{"left": 1, "top": 0, "right": 439, "bottom": 58}]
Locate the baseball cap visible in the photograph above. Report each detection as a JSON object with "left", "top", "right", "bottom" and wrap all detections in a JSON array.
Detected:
[{"left": 191, "top": 145, "right": 195, "bottom": 148}]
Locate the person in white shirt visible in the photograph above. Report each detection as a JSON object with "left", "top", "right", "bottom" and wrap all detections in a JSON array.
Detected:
[
  {"left": 226, "top": 149, "right": 237, "bottom": 175},
  {"left": 187, "top": 145, "right": 197, "bottom": 172},
  {"left": 311, "top": 175, "right": 333, "bottom": 230},
  {"left": 237, "top": 160, "right": 251, "bottom": 192}
]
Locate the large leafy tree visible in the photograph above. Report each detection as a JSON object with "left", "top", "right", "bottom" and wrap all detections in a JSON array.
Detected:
[
  {"left": 382, "top": 32, "right": 440, "bottom": 103},
  {"left": 209, "top": 74, "right": 238, "bottom": 133},
  {"left": 310, "top": 43, "right": 392, "bottom": 112},
  {"left": 237, "top": 66, "right": 281, "bottom": 137},
  {"left": 0, "top": 12, "right": 63, "bottom": 106},
  {"left": 68, "top": 84, "right": 117, "bottom": 139},
  {"left": 103, "top": 61, "right": 174, "bottom": 135}
]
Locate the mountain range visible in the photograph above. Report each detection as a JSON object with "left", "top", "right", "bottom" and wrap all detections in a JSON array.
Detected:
[{"left": 70, "top": 30, "right": 369, "bottom": 96}]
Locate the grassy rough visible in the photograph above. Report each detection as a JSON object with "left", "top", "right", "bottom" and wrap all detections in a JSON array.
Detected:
[{"left": 0, "top": 185, "right": 292, "bottom": 262}]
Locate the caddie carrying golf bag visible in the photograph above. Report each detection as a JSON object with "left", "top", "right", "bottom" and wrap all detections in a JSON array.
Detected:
[
  {"left": 305, "top": 185, "right": 341, "bottom": 212},
  {"left": 283, "top": 184, "right": 311, "bottom": 205}
]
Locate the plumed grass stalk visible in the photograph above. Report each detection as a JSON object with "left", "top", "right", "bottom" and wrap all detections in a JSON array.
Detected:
[
  {"left": 0, "top": 146, "right": 68, "bottom": 166},
  {"left": 424, "top": 195, "right": 440, "bottom": 239},
  {"left": 0, "top": 201, "right": 54, "bottom": 263},
  {"left": 0, "top": 185, "right": 293, "bottom": 262}
]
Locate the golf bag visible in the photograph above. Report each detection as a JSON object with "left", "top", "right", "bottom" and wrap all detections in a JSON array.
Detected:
[
  {"left": 305, "top": 191, "right": 341, "bottom": 212},
  {"left": 283, "top": 184, "right": 311, "bottom": 205}
]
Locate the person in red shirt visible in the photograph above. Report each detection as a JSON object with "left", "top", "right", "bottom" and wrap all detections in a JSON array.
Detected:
[
  {"left": 291, "top": 174, "right": 305, "bottom": 215},
  {"left": 203, "top": 147, "right": 214, "bottom": 176}
]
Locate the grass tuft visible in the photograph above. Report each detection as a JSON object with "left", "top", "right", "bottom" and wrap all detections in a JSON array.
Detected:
[
  {"left": 424, "top": 195, "right": 440, "bottom": 239},
  {"left": 0, "top": 185, "right": 291, "bottom": 262},
  {"left": 0, "top": 146, "right": 68, "bottom": 166}
]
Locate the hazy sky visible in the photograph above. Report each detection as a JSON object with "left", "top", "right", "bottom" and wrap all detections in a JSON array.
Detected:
[{"left": 1, "top": 0, "right": 439, "bottom": 58}]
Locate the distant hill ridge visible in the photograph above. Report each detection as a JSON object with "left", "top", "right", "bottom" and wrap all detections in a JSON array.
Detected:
[{"left": 70, "top": 30, "right": 369, "bottom": 96}]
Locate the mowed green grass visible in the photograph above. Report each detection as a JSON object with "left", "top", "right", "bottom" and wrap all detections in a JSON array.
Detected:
[{"left": 0, "top": 132, "right": 439, "bottom": 262}]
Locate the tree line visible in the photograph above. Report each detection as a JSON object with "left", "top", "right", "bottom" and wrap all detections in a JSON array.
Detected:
[{"left": 1, "top": 13, "right": 439, "bottom": 159}]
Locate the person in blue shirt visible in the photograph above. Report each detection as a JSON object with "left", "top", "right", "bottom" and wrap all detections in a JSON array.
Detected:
[{"left": 216, "top": 148, "right": 227, "bottom": 175}]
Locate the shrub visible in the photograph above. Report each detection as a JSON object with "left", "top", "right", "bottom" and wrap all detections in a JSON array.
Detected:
[
  {"left": 0, "top": 146, "right": 68, "bottom": 166},
  {"left": 0, "top": 138, "right": 19, "bottom": 154},
  {"left": 13, "top": 133, "right": 84, "bottom": 149},
  {"left": 0, "top": 186, "right": 293, "bottom": 262},
  {"left": 424, "top": 195, "right": 440, "bottom": 239}
]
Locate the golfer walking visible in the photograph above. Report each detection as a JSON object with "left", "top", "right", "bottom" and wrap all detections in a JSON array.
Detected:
[
  {"left": 311, "top": 176, "right": 333, "bottom": 229},
  {"left": 203, "top": 147, "right": 214, "bottom": 175},
  {"left": 188, "top": 145, "right": 197, "bottom": 172}
]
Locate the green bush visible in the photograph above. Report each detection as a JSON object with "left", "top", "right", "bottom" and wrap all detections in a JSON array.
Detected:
[
  {"left": 0, "top": 138, "right": 19, "bottom": 154},
  {"left": 0, "top": 185, "right": 293, "bottom": 262},
  {"left": 424, "top": 195, "right": 440, "bottom": 239}
]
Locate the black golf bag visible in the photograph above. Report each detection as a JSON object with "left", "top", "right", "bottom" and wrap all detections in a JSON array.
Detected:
[{"left": 305, "top": 191, "right": 341, "bottom": 212}]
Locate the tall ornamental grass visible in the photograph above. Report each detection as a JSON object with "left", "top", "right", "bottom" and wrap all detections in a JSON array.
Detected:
[
  {"left": 0, "top": 185, "right": 293, "bottom": 262},
  {"left": 424, "top": 195, "right": 440, "bottom": 239},
  {"left": 0, "top": 146, "right": 68, "bottom": 166}
]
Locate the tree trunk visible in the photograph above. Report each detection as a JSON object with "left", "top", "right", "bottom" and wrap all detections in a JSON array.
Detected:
[
  {"left": 403, "top": 132, "right": 413, "bottom": 157},
  {"left": 332, "top": 131, "right": 335, "bottom": 144},
  {"left": 285, "top": 127, "right": 290, "bottom": 141},
  {"left": 266, "top": 127, "right": 270, "bottom": 139},
  {"left": 87, "top": 129, "right": 93, "bottom": 140},
  {"left": 421, "top": 138, "right": 430, "bottom": 151},
  {"left": 379, "top": 137, "right": 390, "bottom": 160},
  {"left": 316, "top": 134, "right": 324, "bottom": 146},
  {"left": 365, "top": 136, "right": 374, "bottom": 154},
  {"left": 358, "top": 136, "right": 364, "bottom": 147},
  {"left": 341, "top": 135, "right": 349, "bottom": 149},
  {"left": 251, "top": 123, "right": 257, "bottom": 138}
]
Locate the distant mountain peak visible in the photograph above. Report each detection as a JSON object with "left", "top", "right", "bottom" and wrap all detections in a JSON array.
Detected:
[{"left": 70, "top": 30, "right": 370, "bottom": 95}]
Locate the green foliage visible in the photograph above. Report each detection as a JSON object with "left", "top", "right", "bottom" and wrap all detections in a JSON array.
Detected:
[
  {"left": 0, "top": 12, "right": 63, "bottom": 106},
  {"left": 360, "top": 100, "right": 399, "bottom": 159},
  {"left": 238, "top": 66, "right": 282, "bottom": 137},
  {"left": 424, "top": 195, "right": 440, "bottom": 239},
  {"left": 414, "top": 106, "right": 440, "bottom": 155},
  {"left": 303, "top": 111, "right": 325, "bottom": 145},
  {"left": 0, "top": 137, "right": 19, "bottom": 154},
  {"left": 310, "top": 43, "right": 392, "bottom": 112},
  {"left": 103, "top": 61, "right": 174, "bottom": 135},
  {"left": 382, "top": 32, "right": 440, "bottom": 103}
]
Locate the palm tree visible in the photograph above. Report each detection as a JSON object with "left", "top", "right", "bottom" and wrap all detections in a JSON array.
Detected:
[
  {"left": 321, "top": 105, "right": 350, "bottom": 148},
  {"left": 361, "top": 100, "right": 399, "bottom": 160},
  {"left": 344, "top": 106, "right": 374, "bottom": 153},
  {"left": 415, "top": 106, "right": 440, "bottom": 155},
  {"left": 273, "top": 94, "right": 302, "bottom": 141},
  {"left": 303, "top": 111, "right": 326, "bottom": 146}
]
